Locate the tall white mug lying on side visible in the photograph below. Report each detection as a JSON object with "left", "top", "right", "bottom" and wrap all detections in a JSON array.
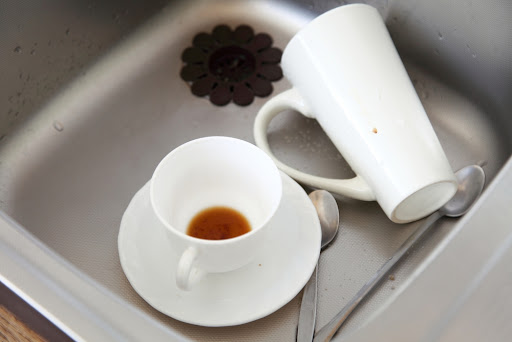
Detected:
[{"left": 254, "top": 4, "right": 457, "bottom": 223}]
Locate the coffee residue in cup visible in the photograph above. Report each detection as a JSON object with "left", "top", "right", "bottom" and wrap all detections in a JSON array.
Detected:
[{"left": 186, "top": 206, "right": 251, "bottom": 240}]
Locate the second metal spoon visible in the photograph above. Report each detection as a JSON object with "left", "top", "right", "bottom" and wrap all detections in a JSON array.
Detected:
[
  {"left": 314, "top": 164, "right": 485, "bottom": 342},
  {"left": 297, "top": 190, "right": 340, "bottom": 342}
]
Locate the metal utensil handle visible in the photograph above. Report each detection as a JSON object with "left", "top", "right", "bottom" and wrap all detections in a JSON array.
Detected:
[
  {"left": 297, "top": 264, "right": 319, "bottom": 342},
  {"left": 313, "top": 211, "right": 443, "bottom": 342}
]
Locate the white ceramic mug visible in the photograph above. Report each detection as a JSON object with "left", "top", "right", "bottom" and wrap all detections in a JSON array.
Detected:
[
  {"left": 254, "top": 4, "right": 457, "bottom": 223},
  {"left": 150, "top": 136, "right": 282, "bottom": 290}
]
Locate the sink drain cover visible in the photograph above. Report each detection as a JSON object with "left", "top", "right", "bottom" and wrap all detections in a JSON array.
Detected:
[{"left": 180, "top": 25, "right": 283, "bottom": 106}]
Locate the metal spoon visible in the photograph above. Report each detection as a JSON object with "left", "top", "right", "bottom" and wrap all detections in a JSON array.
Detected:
[
  {"left": 313, "top": 164, "right": 485, "bottom": 342},
  {"left": 297, "top": 190, "right": 340, "bottom": 342}
]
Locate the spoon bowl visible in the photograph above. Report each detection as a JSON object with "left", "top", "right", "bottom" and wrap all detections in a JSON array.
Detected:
[
  {"left": 442, "top": 164, "right": 485, "bottom": 217},
  {"left": 309, "top": 190, "right": 340, "bottom": 249}
]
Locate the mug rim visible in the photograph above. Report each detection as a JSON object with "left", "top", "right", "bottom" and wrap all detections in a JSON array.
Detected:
[
  {"left": 390, "top": 179, "right": 457, "bottom": 223},
  {"left": 149, "top": 136, "right": 282, "bottom": 245}
]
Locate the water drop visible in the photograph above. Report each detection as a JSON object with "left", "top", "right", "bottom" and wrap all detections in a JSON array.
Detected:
[
  {"left": 477, "top": 160, "right": 488, "bottom": 167},
  {"left": 472, "top": 53, "right": 477, "bottom": 58},
  {"left": 30, "top": 49, "right": 36, "bottom": 55},
  {"left": 437, "top": 32, "right": 444, "bottom": 40},
  {"left": 53, "top": 120, "right": 64, "bottom": 132},
  {"left": 65, "top": 28, "right": 70, "bottom": 35},
  {"left": 434, "top": 48, "right": 440, "bottom": 56},
  {"left": 13, "top": 46, "right": 22, "bottom": 53}
]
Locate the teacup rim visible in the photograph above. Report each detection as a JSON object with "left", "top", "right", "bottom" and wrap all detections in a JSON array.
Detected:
[{"left": 149, "top": 136, "right": 283, "bottom": 245}]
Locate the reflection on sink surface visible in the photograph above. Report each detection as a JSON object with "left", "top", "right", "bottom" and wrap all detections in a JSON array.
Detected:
[{"left": 1, "top": 0, "right": 511, "bottom": 341}]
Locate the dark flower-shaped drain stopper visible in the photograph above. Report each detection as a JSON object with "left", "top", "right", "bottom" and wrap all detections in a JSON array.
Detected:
[{"left": 180, "top": 25, "right": 283, "bottom": 106}]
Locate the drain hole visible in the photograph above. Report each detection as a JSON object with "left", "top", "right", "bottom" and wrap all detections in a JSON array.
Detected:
[
  {"left": 180, "top": 24, "right": 283, "bottom": 106},
  {"left": 209, "top": 45, "right": 256, "bottom": 83}
]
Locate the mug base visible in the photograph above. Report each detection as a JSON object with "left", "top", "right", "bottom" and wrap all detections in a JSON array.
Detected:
[{"left": 392, "top": 181, "right": 457, "bottom": 223}]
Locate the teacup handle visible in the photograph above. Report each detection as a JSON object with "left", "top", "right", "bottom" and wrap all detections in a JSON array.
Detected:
[
  {"left": 176, "top": 246, "right": 204, "bottom": 291},
  {"left": 254, "top": 88, "right": 375, "bottom": 201}
]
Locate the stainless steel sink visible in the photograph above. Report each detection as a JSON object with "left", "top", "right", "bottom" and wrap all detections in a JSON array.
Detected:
[{"left": 1, "top": 0, "right": 511, "bottom": 341}]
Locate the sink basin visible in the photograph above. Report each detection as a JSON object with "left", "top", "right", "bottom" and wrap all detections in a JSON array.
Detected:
[{"left": 1, "top": 0, "right": 511, "bottom": 341}]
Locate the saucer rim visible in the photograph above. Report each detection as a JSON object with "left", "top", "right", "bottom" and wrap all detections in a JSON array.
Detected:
[{"left": 118, "top": 171, "right": 321, "bottom": 327}]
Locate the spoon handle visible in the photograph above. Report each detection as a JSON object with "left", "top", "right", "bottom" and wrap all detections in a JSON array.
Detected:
[
  {"left": 313, "top": 211, "right": 443, "bottom": 342},
  {"left": 297, "top": 263, "right": 318, "bottom": 342}
]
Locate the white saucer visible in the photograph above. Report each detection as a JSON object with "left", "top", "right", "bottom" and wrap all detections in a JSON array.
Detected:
[{"left": 118, "top": 171, "right": 321, "bottom": 327}]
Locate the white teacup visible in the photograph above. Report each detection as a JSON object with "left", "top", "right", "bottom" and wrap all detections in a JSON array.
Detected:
[
  {"left": 254, "top": 4, "right": 457, "bottom": 223},
  {"left": 150, "top": 136, "right": 282, "bottom": 290}
]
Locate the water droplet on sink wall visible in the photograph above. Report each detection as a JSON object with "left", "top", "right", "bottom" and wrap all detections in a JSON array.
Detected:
[
  {"left": 13, "top": 46, "right": 22, "bottom": 53},
  {"left": 465, "top": 44, "right": 477, "bottom": 59},
  {"left": 53, "top": 120, "right": 64, "bottom": 132}
]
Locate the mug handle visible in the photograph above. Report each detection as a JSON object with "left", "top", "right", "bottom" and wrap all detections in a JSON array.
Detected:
[
  {"left": 176, "top": 246, "right": 204, "bottom": 291},
  {"left": 254, "top": 88, "right": 375, "bottom": 201}
]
